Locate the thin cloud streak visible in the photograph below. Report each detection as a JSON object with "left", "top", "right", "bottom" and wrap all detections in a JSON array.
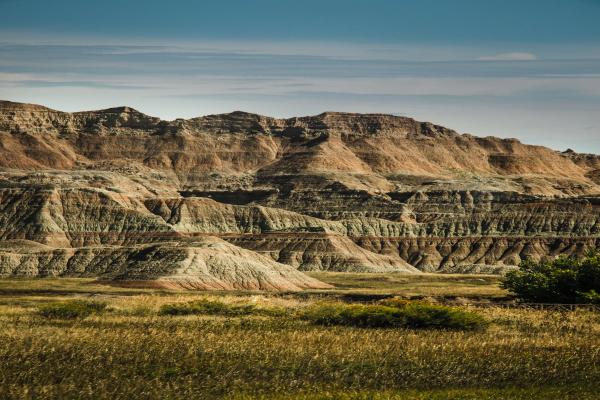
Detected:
[{"left": 479, "top": 52, "right": 538, "bottom": 61}]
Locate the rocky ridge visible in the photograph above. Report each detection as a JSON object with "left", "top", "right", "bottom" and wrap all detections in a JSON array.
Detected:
[{"left": 1, "top": 100, "right": 599, "bottom": 289}]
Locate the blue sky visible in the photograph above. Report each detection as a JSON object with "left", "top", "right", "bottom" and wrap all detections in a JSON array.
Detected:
[{"left": 1, "top": 0, "right": 599, "bottom": 152}]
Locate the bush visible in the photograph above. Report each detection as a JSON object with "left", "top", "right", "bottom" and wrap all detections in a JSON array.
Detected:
[
  {"left": 302, "top": 301, "right": 487, "bottom": 331},
  {"left": 400, "top": 303, "right": 488, "bottom": 330},
  {"left": 159, "top": 299, "right": 284, "bottom": 317},
  {"left": 302, "top": 303, "right": 404, "bottom": 328},
  {"left": 379, "top": 297, "right": 414, "bottom": 308},
  {"left": 502, "top": 251, "right": 600, "bottom": 304},
  {"left": 38, "top": 300, "right": 108, "bottom": 319}
]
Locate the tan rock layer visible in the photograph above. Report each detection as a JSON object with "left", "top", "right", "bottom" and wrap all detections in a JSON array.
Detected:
[
  {"left": 0, "top": 238, "right": 331, "bottom": 291},
  {"left": 1, "top": 100, "right": 600, "bottom": 284},
  {"left": 1, "top": 101, "right": 597, "bottom": 191}
]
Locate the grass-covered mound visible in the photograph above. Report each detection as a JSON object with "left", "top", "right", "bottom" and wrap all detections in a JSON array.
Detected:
[
  {"left": 37, "top": 300, "right": 108, "bottom": 319},
  {"left": 302, "top": 300, "right": 487, "bottom": 331}
]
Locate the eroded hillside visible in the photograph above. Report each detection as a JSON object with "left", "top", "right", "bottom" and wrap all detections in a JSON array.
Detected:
[{"left": 1, "top": 100, "right": 599, "bottom": 288}]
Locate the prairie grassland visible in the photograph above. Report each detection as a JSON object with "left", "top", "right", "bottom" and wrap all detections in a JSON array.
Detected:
[
  {"left": 0, "top": 276, "right": 598, "bottom": 400},
  {"left": 307, "top": 272, "right": 506, "bottom": 299},
  {"left": 0, "top": 273, "right": 507, "bottom": 300}
]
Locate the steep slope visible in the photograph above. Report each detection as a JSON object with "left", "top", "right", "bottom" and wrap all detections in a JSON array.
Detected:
[
  {"left": 0, "top": 238, "right": 331, "bottom": 291},
  {"left": 227, "top": 232, "right": 418, "bottom": 273},
  {"left": 1, "top": 101, "right": 595, "bottom": 192}
]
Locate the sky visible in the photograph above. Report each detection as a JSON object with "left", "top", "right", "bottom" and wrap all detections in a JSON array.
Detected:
[{"left": 1, "top": 0, "right": 599, "bottom": 153}]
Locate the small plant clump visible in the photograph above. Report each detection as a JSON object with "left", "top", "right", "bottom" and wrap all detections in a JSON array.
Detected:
[
  {"left": 301, "top": 300, "right": 488, "bottom": 331},
  {"left": 37, "top": 300, "right": 108, "bottom": 319},
  {"left": 159, "top": 298, "right": 284, "bottom": 317}
]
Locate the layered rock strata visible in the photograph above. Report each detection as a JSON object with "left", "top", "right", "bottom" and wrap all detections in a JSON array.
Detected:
[{"left": 1, "top": 100, "right": 599, "bottom": 287}]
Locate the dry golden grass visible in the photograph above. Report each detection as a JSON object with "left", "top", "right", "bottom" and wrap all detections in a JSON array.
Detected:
[
  {"left": 0, "top": 277, "right": 598, "bottom": 399},
  {"left": 0, "top": 273, "right": 507, "bottom": 299},
  {"left": 307, "top": 272, "right": 507, "bottom": 299}
]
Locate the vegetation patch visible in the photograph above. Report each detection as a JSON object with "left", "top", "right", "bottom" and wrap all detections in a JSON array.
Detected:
[
  {"left": 37, "top": 300, "right": 108, "bottom": 319},
  {"left": 1, "top": 278, "right": 597, "bottom": 399},
  {"left": 302, "top": 300, "right": 487, "bottom": 331},
  {"left": 230, "top": 386, "right": 600, "bottom": 400},
  {"left": 159, "top": 298, "right": 284, "bottom": 317},
  {"left": 503, "top": 251, "right": 600, "bottom": 303}
]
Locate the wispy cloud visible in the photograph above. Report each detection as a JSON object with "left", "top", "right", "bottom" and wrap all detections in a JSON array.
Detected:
[
  {"left": 0, "top": 39, "right": 598, "bottom": 152},
  {"left": 13, "top": 80, "right": 148, "bottom": 90},
  {"left": 1, "top": 43, "right": 598, "bottom": 98},
  {"left": 478, "top": 52, "right": 537, "bottom": 61}
]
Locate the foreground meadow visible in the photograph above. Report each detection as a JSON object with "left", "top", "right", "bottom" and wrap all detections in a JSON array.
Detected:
[{"left": 0, "top": 275, "right": 598, "bottom": 399}]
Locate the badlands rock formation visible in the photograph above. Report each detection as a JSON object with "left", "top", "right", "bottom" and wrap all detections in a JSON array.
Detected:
[{"left": 0, "top": 100, "right": 599, "bottom": 288}]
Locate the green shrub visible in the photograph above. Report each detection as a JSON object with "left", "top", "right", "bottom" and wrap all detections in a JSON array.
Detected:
[
  {"left": 379, "top": 297, "right": 415, "bottom": 308},
  {"left": 159, "top": 299, "right": 284, "bottom": 317},
  {"left": 578, "top": 290, "right": 600, "bottom": 305},
  {"left": 301, "top": 303, "right": 403, "bottom": 328},
  {"left": 38, "top": 300, "right": 108, "bottom": 319},
  {"left": 400, "top": 303, "right": 488, "bottom": 330},
  {"left": 302, "top": 302, "right": 487, "bottom": 331},
  {"left": 502, "top": 251, "right": 600, "bottom": 303}
]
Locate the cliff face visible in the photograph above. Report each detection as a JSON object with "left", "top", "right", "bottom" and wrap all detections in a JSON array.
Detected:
[{"left": 1, "top": 100, "right": 599, "bottom": 287}]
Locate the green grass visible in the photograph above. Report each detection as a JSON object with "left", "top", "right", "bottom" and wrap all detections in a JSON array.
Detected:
[
  {"left": 0, "top": 276, "right": 598, "bottom": 399},
  {"left": 302, "top": 302, "right": 488, "bottom": 330},
  {"left": 307, "top": 272, "right": 507, "bottom": 300},
  {"left": 37, "top": 300, "right": 108, "bottom": 319},
  {"left": 158, "top": 298, "right": 487, "bottom": 331},
  {"left": 231, "top": 386, "right": 600, "bottom": 400},
  {"left": 159, "top": 298, "right": 285, "bottom": 317},
  {"left": 1, "top": 309, "right": 598, "bottom": 399},
  {"left": 0, "top": 273, "right": 508, "bottom": 301}
]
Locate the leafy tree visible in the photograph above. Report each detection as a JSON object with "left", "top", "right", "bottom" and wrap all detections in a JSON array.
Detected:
[{"left": 502, "top": 251, "right": 600, "bottom": 304}]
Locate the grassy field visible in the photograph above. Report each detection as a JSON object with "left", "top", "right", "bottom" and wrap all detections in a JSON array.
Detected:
[
  {"left": 308, "top": 272, "right": 507, "bottom": 299},
  {"left": 0, "top": 272, "right": 507, "bottom": 300},
  {"left": 0, "top": 274, "right": 598, "bottom": 399}
]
